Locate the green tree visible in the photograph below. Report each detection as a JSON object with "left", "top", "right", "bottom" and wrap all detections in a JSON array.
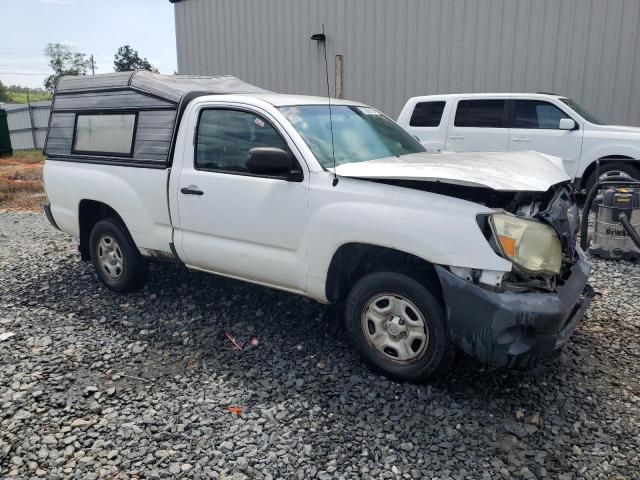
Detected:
[
  {"left": 114, "top": 45, "right": 157, "bottom": 72},
  {"left": 44, "top": 43, "right": 91, "bottom": 92},
  {"left": 0, "top": 80, "right": 9, "bottom": 102}
]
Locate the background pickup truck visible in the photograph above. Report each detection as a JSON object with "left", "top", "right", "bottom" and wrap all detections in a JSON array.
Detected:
[
  {"left": 397, "top": 93, "right": 640, "bottom": 191},
  {"left": 43, "top": 72, "right": 592, "bottom": 382}
]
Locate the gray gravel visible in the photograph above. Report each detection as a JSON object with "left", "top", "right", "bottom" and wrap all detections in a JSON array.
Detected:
[{"left": 1, "top": 212, "right": 639, "bottom": 480}]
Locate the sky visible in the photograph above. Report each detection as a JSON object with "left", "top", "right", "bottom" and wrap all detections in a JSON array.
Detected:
[{"left": 0, "top": 0, "right": 177, "bottom": 89}]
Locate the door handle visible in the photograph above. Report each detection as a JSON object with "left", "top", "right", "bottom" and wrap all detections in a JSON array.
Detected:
[
  {"left": 512, "top": 137, "right": 531, "bottom": 143},
  {"left": 448, "top": 135, "right": 465, "bottom": 140},
  {"left": 181, "top": 186, "right": 204, "bottom": 196}
]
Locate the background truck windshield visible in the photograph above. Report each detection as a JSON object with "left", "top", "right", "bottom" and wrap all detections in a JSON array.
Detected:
[
  {"left": 279, "top": 105, "right": 425, "bottom": 168},
  {"left": 560, "top": 98, "right": 604, "bottom": 125}
]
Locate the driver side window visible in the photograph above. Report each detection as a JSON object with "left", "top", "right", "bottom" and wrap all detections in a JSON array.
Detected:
[
  {"left": 195, "top": 109, "right": 288, "bottom": 173},
  {"left": 514, "top": 100, "right": 571, "bottom": 129}
]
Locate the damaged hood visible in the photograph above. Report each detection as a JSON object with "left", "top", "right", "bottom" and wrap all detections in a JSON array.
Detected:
[{"left": 333, "top": 151, "right": 571, "bottom": 192}]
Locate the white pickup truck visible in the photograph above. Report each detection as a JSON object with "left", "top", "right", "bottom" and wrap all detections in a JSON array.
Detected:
[
  {"left": 43, "top": 72, "right": 592, "bottom": 382},
  {"left": 397, "top": 93, "right": 640, "bottom": 191}
]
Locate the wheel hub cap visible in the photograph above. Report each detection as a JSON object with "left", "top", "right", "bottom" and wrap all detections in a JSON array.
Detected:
[
  {"left": 386, "top": 316, "right": 406, "bottom": 336},
  {"left": 97, "top": 235, "right": 124, "bottom": 280},
  {"left": 361, "top": 293, "right": 429, "bottom": 365}
]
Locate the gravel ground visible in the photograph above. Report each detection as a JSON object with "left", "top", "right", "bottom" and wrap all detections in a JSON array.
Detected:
[{"left": 1, "top": 212, "right": 639, "bottom": 480}]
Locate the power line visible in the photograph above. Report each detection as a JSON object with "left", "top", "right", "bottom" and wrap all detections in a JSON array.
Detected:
[
  {"left": 0, "top": 48, "right": 46, "bottom": 54},
  {"left": 0, "top": 72, "right": 50, "bottom": 76}
]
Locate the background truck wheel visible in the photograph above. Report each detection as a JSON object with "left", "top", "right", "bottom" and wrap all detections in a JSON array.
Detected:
[
  {"left": 345, "top": 272, "right": 451, "bottom": 383},
  {"left": 89, "top": 219, "right": 149, "bottom": 293},
  {"left": 585, "top": 162, "right": 640, "bottom": 192}
]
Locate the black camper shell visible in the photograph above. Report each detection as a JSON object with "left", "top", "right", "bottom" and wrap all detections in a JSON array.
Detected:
[{"left": 45, "top": 71, "right": 266, "bottom": 169}]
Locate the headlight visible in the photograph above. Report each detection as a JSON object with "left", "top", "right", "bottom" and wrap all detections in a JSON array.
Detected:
[{"left": 490, "top": 213, "right": 562, "bottom": 274}]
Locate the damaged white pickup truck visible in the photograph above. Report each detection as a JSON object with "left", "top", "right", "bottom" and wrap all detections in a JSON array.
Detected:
[{"left": 43, "top": 72, "right": 593, "bottom": 382}]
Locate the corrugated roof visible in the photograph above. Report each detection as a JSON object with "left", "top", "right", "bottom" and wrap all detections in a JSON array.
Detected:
[{"left": 55, "top": 71, "right": 269, "bottom": 103}]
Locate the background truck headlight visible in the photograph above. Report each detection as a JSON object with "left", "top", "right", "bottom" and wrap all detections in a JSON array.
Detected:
[{"left": 490, "top": 213, "right": 562, "bottom": 274}]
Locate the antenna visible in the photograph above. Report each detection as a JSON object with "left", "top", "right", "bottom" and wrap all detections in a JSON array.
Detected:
[{"left": 320, "top": 24, "right": 338, "bottom": 187}]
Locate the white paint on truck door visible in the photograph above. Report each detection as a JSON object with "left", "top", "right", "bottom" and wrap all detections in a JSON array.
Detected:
[
  {"left": 509, "top": 99, "right": 583, "bottom": 177},
  {"left": 444, "top": 99, "right": 509, "bottom": 152},
  {"left": 172, "top": 105, "right": 309, "bottom": 292}
]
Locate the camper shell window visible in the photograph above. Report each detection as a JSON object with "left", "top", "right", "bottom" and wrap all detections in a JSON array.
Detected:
[{"left": 72, "top": 113, "right": 137, "bottom": 157}]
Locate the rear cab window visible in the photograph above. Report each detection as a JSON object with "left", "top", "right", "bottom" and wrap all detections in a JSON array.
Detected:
[
  {"left": 409, "top": 101, "right": 446, "bottom": 127},
  {"left": 454, "top": 99, "right": 506, "bottom": 128}
]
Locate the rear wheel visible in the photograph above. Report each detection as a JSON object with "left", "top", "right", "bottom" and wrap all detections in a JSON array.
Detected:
[
  {"left": 345, "top": 272, "right": 451, "bottom": 383},
  {"left": 585, "top": 162, "right": 640, "bottom": 192},
  {"left": 89, "top": 219, "right": 148, "bottom": 292}
]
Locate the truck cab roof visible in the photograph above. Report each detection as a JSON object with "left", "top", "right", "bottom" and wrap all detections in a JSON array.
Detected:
[{"left": 235, "top": 93, "right": 365, "bottom": 108}]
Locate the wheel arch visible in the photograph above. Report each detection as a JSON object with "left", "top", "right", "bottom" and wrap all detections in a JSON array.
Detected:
[
  {"left": 78, "top": 200, "right": 130, "bottom": 261},
  {"left": 579, "top": 155, "right": 637, "bottom": 190},
  {"left": 325, "top": 243, "right": 442, "bottom": 304}
]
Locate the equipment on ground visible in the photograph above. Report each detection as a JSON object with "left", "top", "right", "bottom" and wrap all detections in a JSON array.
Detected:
[{"left": 581, "top": 177, "right": 640, "bottom": 260}]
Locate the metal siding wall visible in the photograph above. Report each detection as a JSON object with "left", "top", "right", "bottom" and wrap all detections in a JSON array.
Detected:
[
  {"left": 174, "top": 0, "right": 640, "bottom": 125},
  {"left": 5, "top": 104, "right": 51, "bottom": 150},
  {"left": 6, "top": 109, "right": 31, "bottom": 133},
  {"left": 9, "top": 132, "right": 33, "bottom": 151}
]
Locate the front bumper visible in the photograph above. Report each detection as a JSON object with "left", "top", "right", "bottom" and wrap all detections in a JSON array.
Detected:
[{"left": 436, "top": 248, "right": 594, "bottom": 369}]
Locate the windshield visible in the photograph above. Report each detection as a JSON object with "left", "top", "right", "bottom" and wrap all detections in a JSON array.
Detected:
[
  {"left": 279, "top": 105, "right": 425, "bottom": 168},
  {"left": 560, "top": 98, "right": 604, "bottom": 125}
]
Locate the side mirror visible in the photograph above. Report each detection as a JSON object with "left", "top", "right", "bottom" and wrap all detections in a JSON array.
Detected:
[
  {"left": 559, "top": 118, "right": 577, "bottom": 130},
  {"left": 246, "top": 147, "right": 299, "bottom": 180}
]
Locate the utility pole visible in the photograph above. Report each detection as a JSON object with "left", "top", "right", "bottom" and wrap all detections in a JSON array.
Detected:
[
  {"left": 90, "top": 55, "right": 95, "bottom": 75},
  {"left": 335, "top": 54, "right": 344, "bottom": 99}
]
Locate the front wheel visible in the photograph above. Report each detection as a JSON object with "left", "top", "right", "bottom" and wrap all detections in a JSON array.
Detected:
[
  {"left": 345, "top": 272, "right": 451, "bottom": 383},
  {"left": 89, "top": 219, "right": 149, "bottom": 292}
]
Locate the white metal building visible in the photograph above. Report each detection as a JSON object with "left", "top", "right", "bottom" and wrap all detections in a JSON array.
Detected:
[
  {"left": 0, "top": 101, "right": 51, "bottom": 150},
  {"left": 172, "top": 0, "right": 640, "bottom": 125}
]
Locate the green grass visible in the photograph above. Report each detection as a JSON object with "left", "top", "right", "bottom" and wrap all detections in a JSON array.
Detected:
[{"left": 5, "top": 91, "right": 52, "bottom": 104}]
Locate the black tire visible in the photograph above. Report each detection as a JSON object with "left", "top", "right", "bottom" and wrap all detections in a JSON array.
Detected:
[
  {"left": 345, "top": 272, "right": 451, "bottom": 383},
  {"left": 585, "top": 162, "right": 640, "bottom": 192},
  {"left": 89, "top": 219, "right": 149, "bottom": 292}
]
